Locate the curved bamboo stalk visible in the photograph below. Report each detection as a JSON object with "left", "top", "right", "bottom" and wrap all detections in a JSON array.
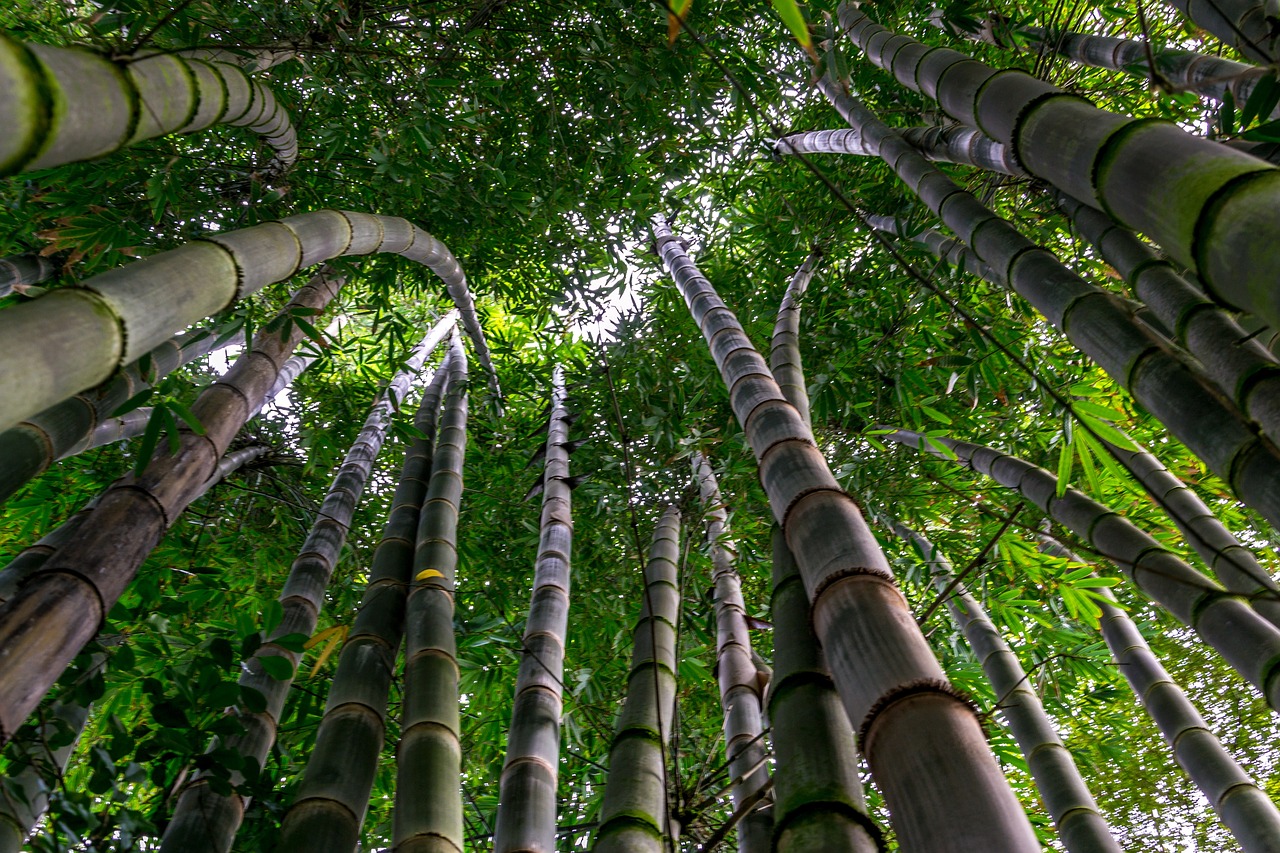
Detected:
[
  {"left": 835, "top": 2, "right": 1280, "bottom": 329},
  {"left": 1158, "top": 0, "right": 1279, "bottom": 64},
  {"left": 0, "top": 253, "right": 56, "bottom": 297},
  {"left": 0, "top": 209, "right": 500, "bottom": 434},
  {"left": 769, "top": 250, "right": 821, "bottom": 426},
  {"left": 811, "top": 78, "right": 1280, "bottom": 532},
  {"left": 0, "top": 35, "right": 297, "bottom": 176},
  {"left": 595, "top": 505, "right": 682, "bottom": 853},
  {"left": 890, "top": 522, "right": 1120, "bottom": 853},
  {"left": 1036, "top": 534, "right": 1280, "bottom": 851},
  {"left": 493, "top": 366, "right": 574, "bottom": 852},
  {"left": 160, "top": 314, "right": 454, "bottom": 853},
  {"left": 692, "top": 452, "right": 772, "bottom": 853},
  {"left": 652, "top": 214, "right": 1039, "bottom": 851},
  {"left": 392, "top": 332, "right": 469, "bottom": 853},
  {"left": 277, "top": 339, "right": 456, "bottom": 853},
  {"left": 880, "top": 428, "right": 1280, "bottom": 710}
]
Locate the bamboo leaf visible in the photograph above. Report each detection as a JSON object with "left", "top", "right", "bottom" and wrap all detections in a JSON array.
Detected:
[
  {"left": 415, "top": 568, "right": 444, "bottom": 581},
  {"left": 1056, "top": 440, "right": 1073, "bottom": 497},
  {"left": 771, "top": 0, "right": 818, "bottom": 62},
  {"left": 1242, "top": 73, "right": 1280, "bottom": 129},
  {"left": 309, "top": 626, "right": 347, "bottom": 675},
  {"left": 667, "top": 0, "right": 694, "bottom": 45},
  {"left": 257, "top": 655, "right": 294, "bottom": 681}
]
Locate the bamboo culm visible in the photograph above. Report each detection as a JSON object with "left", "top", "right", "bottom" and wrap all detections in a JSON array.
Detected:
[
  {"left": 0, "top": 34, "right": 297, "bottom": 176},
  {"left": 881, "top": 428, "right": 1280, "bottom": 711},
  {"left": 0, "top": 253, "right": 56, "bottom": 297},
  {"left": 160, "top": 314, "right": 456, "bottom": 853},
  {"left": 0, "top": 209, "right": 500, "bottom": 435},
  {"left": 864, "top": 215, "right": 999, "bottom": 282},
  {"left": 392, "top": 332, "right": 470, "bottom": 853},
  {"left": 1157, "top": 0, "right": 1280, "bottom": 64},
  {"left": 777, "top": 125, "right": 1020, "bottom": 177},
  {"left": 493, "top": 366, "right": 574, "bottom": 853},
  {"left": 653, "top": 213, "right": 1040, "bottom": 851},
  {"left": 891, "top": 522, "right": 1120, "bottom": 853},
  {"left": 836, "top": 3, "right": 1280, "bottom": 329},
  {"left": 594, "top": 505, "right": 682, "bottom": 853},
  {"left": 692, "top": 452, "right": 773, "bottom": 853}
]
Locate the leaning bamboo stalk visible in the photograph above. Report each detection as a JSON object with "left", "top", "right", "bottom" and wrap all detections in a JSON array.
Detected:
[
  {"left": 594, "top": 505, "right": 682, "bottom": 853},
  {"left": 1157, "top": 0, "right": 1279, "bottom": 64},
  {"left": 277, "top": 340, "right": 456, "bottom": 853},
  {"left": 493, "top": 366, "right": 575, "bottom": 852},
  {"left": 864, "top": 214, "right": 998, "bottom": 281},
  {"left": 160, "top": 314, "right": 454, "bottom": 853},
  {"left": 778, "top": 125, "right": 1020, "bottom": 176},
  {"left": 767, "top": 256, "right": 881, "bottom": 852},
  {"left": 653, "top": 214, "right": 1039, "bottom": 850},
  {"left": 0, "top": 34, "right": 297, "bottom": 176},
  {"left": 835, "top": 2, "right": 1280, "bottom": 330},
  {"left": 880, "top": 428, "right": 1280, "bottom": 710},
  {"left": 0, "top": 209, "right": 500, "bottom": 434},
  {"left": 177, "top": 40, "right": 310, "bottom": 73},
  {"left": 692, "top": 452, "right": 772, "bottom": 853},
  {"left": 1036, "top": 534, "right": 1280, "bottom": 851},
  {"left": 393, "top": 332, "right": 469, "bottom": 853},
  {"left": 0, "top": 253, "right": 56, "bottom": 297},
  {"left": 891, "top": 522, "right": 1120, "bottom": 853},
  {"left": 807, "top": 79, "right": 1280, "bottom": 532}
]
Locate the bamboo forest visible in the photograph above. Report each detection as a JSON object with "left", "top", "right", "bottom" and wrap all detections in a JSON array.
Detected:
[{"left": 8, "top": 0, "right": 1280, "bottom": 849}]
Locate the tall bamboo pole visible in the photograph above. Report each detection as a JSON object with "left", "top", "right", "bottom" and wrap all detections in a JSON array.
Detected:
[
  {"left": 0, "top": 253, "right": 55, "bottom": 297},
  {"left": 652, "top": 214, "right": 1039, "bottom": 850},
  {"left": 493, "top": 367, "right": 574, "bottom": 853},
  {"left": 594, "top": 505, "right": 682, "bottom": 853},
  {"left": 1157, "top": 0, "right": 1279, "bottom": 64},
  {"left": 692, "top": 451, "right": 772, "bottom": 853},
  {"left": 160, "top": 313, "right": 456, "bottom": 853},
  {"left": 392, "top": 332, "right": 469, "bottom": 853}
]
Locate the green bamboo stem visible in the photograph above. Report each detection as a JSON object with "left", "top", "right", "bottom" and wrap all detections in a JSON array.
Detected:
[
  {"left": 767, "top": 255, "right": 881, "bottom": 852},
  {"left": 836, "top": 2, "right": 1280, "bottom": 329},
  {"left": 160, "top": 314, "right": 454, "bottom": 853},
  {"left": 393, "top": 332, "right": 469, "bottom": 853},
  {"left": 881, "top": 428, "right": 1280, "bottom": 711},
  {"left": 594, "top": 505, "right": 682, "bottom": 853},
  {"left": 1159, "top": 0, "right": 1280, "bottom": 64},
  {"left": 0, "top": 210, "right": 500, "bottom": 435},
  {"left": 891, "top": 522, "right": 1120, "bottom": 853},
  {"left": 0, "top": 35, "right": 297, "bottom": 176},
  {"left": 1036, "top": 534, "right": 1280, "bottom": 852},
  {"left": 0, "top": 253, "right": 55, "bottom": 297},
  {"left": 277, "top": 339, "right": 456, "bottom": 853},
  {"left": 493, "top": 366, "right": 574, "bottom": 853},
  {"left": 692, "top": 451, "right": 773, "bottom": 853},
  {"left": 653, "top": 214, "right": 1039, "bottom": 851},
  {"left": 812, "top": 79, "right": 1280, "bottom": 533}
]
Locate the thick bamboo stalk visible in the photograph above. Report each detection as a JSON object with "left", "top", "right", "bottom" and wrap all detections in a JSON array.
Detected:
[
  {"left": 692, "top": 452, "right": 772, "bottom": 853},
  {"left": 0, "top": 210, "right": 500, "bottom": 434},
  {"left": 778, "top": 125, "right": 1020, "bottom": 176},
  {"left": 892, "top": 522, "right": 1120, "bottom": 853},
  {"left": 493, "top": 366, "right": 574, "bottom": 853},
  {"left": 881, "top": 428, "right": 1280, "bottom": 710},
  {"left": 1158, "top": 0, "right": 1279, "bottom": 64},
  {"left": 0, "top": 35, "right": 297, "bottom": 176},
  {"left": 391, "top": 332, "right": 469, "bottom": 853},
  {"left": 812, "top": 78, "right": 1280, "bottom": 532},
  {"left": 0, "top": 253, "right": 56, "bottom": 297},
  {"left": 595, "top": 505, "right": 682, "bottom": 853},
  {"left": 653, "top": 214, "right": 1039, "bottom": 851},
  {"left": 277, "top": 337, "right": 456, "bottom": 853},
  {"left": 1036, "top": 534, "right": 1280, "bottom": 852},
  {"left": 864, "top": 215, "right": 998, "bottom": 281},
  {"left": 836, "top": 2, "right": 1280, "bottom": 329},
  {"left": 160, "top": 314, "right": 454, "bottom": 853}
]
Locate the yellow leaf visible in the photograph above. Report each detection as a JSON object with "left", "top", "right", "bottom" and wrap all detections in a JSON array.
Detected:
[
  {"left": 416, "top": 568, "right": 445, "bottom": 581},
  {"left": 309, "top": 625, "right": 348, "bottom": 677},
  {"left": 303, "top": 625, "right": 344, "bottom": 650},
  {"left": 668, "top": 0, "right": 694, "bottom": 46}
]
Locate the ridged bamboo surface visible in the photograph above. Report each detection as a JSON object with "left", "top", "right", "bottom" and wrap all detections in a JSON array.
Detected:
[
  {"left": 653, "top": 213, "right": 1039, "bottom": 851},
  {"left": 0, "top": 252, "right": 55, "bottom": 297},
  {"left": 777, "top": 126, "right": 1019, "bottom": 176},
  {"left": 1160, "top": 0, "right": 1279, "bottom": 63},
  {"left": 865, "top": 215, "right": 998, "bottom": 282}
]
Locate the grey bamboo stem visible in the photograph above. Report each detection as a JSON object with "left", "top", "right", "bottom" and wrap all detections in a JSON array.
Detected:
[
  {"left": 1159, "top": 0, "right": 1280, "bottom": 63},
  {"left": 0, "top": 253, "right": 56, "bottom": 297},
  {"left": 594, "top": 505, "right": 682, "bottom": 853},
  {"left": 653, "top": 213, "right": 1039, "bottom": 851},
  {"left": 777, "top": 126, "right": 1020, "bottom": 176},
  {"left": 160, "top": 314, "right": 454, "bottom": 853},
  {"left": 493, "top": 366, "right": 574, "bottom": 853},
  {"left": 891, "top": 522, "right": 1120, "bottom": 853},
  {"left": 864, "top": 215, "right": 998, "bottom": 281}
]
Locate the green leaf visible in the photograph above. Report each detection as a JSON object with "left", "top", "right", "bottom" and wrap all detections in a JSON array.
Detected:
[
  {"left": 257, "top": 655, "right": 294, "bottom": 681},
  {"left": 1056, "top": 440, "right": 1073, "bottom": 497},
  {"left": 771, "top": 0, "right": 817, "bottom": 62},
  {"left": 1241, "top": 73, "right": 1280, "bottom": 129},
  {"left": 239, "top": 686, "right": 268, "bottom": 714}
]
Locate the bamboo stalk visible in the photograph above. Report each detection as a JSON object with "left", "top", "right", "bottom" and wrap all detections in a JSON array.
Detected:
[
  {"left": 653, "top": 214, "right": 1039, "bottom": 850},
  {"left": 493, "top": 366, "right": 574, "bottom": 853},
  {"left": 0, "top": 253, "right": 55, "bottom": 297},
  {"left": 1157, "top": 0, "right": 1280, "bottom": 64},
  {"left": 864, "top": 215, "right": 998, "bottom": 281}
]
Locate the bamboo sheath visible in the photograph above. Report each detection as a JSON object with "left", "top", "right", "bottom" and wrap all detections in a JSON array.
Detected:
[
  {"left": 0, "top": 34, "right": 297, "bottom": 176},
  {"left": 493, "top": 366, "right": 574, "bottom": 853},
  {"left": 812, "top": 80, "right": 1280, "bottom": 534},
  {"left": 836, "top": 3, "right": 1280, "bottom": 331},
  {"left": 1159, "top": 0, "right": 1280, "bottom": 64},
  {"left": 594, "top": 505, "right": 682, "bottom": 853},
  {"left": 392, "top": 332, "right": 469, "bottom": 853},
  {"left": 0, "top": 209, "right": 501, "bottom": 436},
  {"left": 0, "top": 253, "right": 56, "bottom": 297},
  {"left": 692, "top": 452, "right": 773, "bottom": 853},
  {"left": 161, "top": 314, "right": 454, "bottom": 853},
  {"left": 652, "top": 214, "right": 1040, "bottom": 851},
  {"left": 892, "top": 523, "right": 1120, "bottom": 853},
  {"left": 277, "top": 339, "right": 456, "bottom": 853},
  {"left": 767, "top": 255, "right": 881, "bottom": 852},
  {"left": 0, "top": 269, "right": 345, "bottom": 747},
  {"left": 881, "top": 428, "right": 1280, "bottom": 711},
  {"left": 1036, "top": 535, "right": 1280, "bottom": 852}
]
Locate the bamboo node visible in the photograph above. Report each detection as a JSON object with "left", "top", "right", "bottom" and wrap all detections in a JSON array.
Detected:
[{"left": 858, "top": 677, "right": 978, "bottom": 749}]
